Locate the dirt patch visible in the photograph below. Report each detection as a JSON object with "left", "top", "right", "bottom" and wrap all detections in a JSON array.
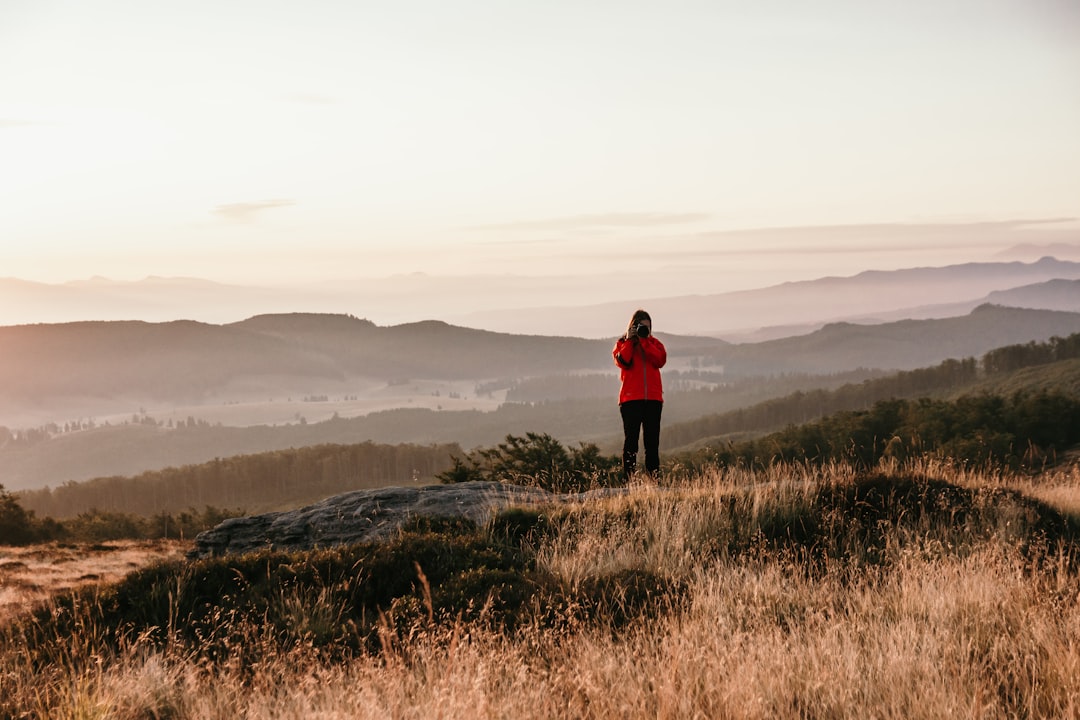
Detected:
[{"left": 0, "top": 539, "right": 190, "bottom": 621}]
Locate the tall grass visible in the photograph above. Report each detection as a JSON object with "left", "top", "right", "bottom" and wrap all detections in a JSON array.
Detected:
[{"left": 3, "top": 460, "right": 1080, "bottom": 718}]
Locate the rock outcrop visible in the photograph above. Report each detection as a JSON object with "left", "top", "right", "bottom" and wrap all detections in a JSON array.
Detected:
[{"left": 190, "top": 481, "right": 623, "bottom": 558}]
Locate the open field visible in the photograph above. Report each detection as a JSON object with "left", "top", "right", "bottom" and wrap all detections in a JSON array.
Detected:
[
  {"left": 0, "top": 540, "right": 190, "bottom": 622},
  {"left": 3, "top": 461, "right": 1080, "bottom": 718}
]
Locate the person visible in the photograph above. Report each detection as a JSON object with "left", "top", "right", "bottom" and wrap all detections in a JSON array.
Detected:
[{"left": 612, "top": 308, "right": 667, "bottom": 479}]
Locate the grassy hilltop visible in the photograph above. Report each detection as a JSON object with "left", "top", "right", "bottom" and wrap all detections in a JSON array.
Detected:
[{"left": 3, "top": 459, "right": 1080, "bottom": 718}]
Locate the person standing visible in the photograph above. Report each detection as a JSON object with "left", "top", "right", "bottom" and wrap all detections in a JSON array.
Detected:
[{"left": 613, "top": 309, "right": 667, "bottom": 479}]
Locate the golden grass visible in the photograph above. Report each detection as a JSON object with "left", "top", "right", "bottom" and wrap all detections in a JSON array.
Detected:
[
  {"left": 1019, "top": 463, "right": 1080, "bottom": 522},
  {"left": 0, "top": 539, "right": 189, "bottom": 622},
  {"left": 4, "top": 461, "right": 1080, "bottom": 719}
]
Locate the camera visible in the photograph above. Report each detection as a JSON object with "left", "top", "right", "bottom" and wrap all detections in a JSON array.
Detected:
[{"left": 631, "top": 323, "right": 651, "bottom": 339}]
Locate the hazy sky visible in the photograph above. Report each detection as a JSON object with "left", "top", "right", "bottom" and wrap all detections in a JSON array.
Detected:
[{"left": 2, "top": 0, "right": 1079, "bottom": 294}]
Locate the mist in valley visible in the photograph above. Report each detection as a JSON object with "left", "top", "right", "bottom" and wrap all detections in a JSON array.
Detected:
[{"left": 2, "top": 254, "right": 1080, "bottom": 495}]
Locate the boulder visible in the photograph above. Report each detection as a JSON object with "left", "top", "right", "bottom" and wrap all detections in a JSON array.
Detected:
[{"left": 189, "top": 481, "right": 624, "bottom": 558}]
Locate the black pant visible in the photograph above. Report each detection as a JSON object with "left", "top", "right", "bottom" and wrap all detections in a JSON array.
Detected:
[{"left": 620, "top": 400, "right": 663, "bottom": 478}]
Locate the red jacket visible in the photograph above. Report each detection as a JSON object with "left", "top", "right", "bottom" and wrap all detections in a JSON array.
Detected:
[{"left": 613, "top": 335, "right": 667, "bottom": 403}]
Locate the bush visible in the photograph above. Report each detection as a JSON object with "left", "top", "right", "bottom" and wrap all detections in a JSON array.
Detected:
[
  {"left": 437, "top": 432, "right": 621, "bottom": 492},
  {"left": 0, "top": 499, "right": 242, "bottom": 545},
  {"left": 0, "top": 484, "right": 38, "bottom": 545}
]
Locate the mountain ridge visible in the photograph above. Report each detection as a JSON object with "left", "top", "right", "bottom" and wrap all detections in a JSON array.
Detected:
[
  {"left": 454, "top": 257, "right": 1080, "bottom": 337},
  {"left": 3, "top": 257, "right": 1079, "bottom": 338},
  {"left": 3, "top": 304, "right": 1079, "bottom": 415},
  {"left": 2, "top": 304, "right": 1079, "bottom": 440}
]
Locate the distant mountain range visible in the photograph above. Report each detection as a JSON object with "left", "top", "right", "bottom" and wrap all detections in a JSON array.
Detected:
[
  {"left": 455, "top": 257, "right": 1080, "bottom": 338},
  {"left": 2, "top": 254, "right": 1079, "bottom": 437},
  {"left": 4, "top": 252, "right": 1079, "bottom": 492},
  {"left": 3, "top": 304, "right": 1080, "bottom": 431},
  {"left": 2, "top": 303, "right": 1079, "bottom": 489},
  {"left": 711, "top": 304, "right": 1080, "bottom": 375},
  {"left": 731, "top": 278, "right": 1080, "bottom": 342},
  {"left": 3, "top": 305, "right": 1079, "bottom": 491},
  {"left": 0, "top": 314, "right": 617, "bottom": 411},
  {"left": 3, "top": 257, "right": 1079, "bottom": 339}
]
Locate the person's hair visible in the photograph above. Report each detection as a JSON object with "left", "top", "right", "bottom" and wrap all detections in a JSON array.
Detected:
[{"left": 626, "top": 309, "right": 651, "bottom": 336}]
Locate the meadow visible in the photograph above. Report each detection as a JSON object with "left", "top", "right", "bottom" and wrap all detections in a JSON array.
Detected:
[
  {"left": 2, "top": 457, "right": 1080, "bottom": 718},
  {"left": 0, "top": 540, "right": 188, "bottom": 622}
]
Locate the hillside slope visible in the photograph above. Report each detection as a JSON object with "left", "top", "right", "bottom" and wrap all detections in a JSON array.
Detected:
[
  {"left": 3, "top": 305, "right": 1078, "bottom": 416},
  {"left": 0, "top": 314, "right": 617, "bottom": 412},
  {"left": 457, "top": 257, "right": 1080, "bottom": 337},
  {"left": 713, "top": 305, "right": 1080, "bottom": 375},
  {"left": 664, "top": 348, "right": 1080, "bottom": 453}
]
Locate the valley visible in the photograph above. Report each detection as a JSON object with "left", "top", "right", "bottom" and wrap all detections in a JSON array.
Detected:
[{"left": 2, "top": 258, "right": 1079, "bottom": 495}]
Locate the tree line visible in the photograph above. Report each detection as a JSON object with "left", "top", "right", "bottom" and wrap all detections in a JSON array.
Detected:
[
  {"left": 982, "top": 333, "right": 1080, "bottom": 374},
  {"left": 17, "top": 441, "right": 459, "bottom": 519},
  {"left": 696, "top": 390, "right": 1080, "bottom": 471},
  {"left": 0, "top": 414, "right": 215, "bottom": 450},
  {"left": 662, "top": 333, "right": 1080, "bottom": 451},
  {"left": 440, "top": 388, "right": 1080, "bottom": 489},
  {"left": 9, "top": 333, "right": 1080, "bottom": 519},
  {"left": 661, "top": 357, "right": 980, "bottom": 450},
  {"left": 0, "top": 486, "right": 237, "bottom": 545},
  {"left": 5, "top": 387, "right": 1079, "bottom": 545}
]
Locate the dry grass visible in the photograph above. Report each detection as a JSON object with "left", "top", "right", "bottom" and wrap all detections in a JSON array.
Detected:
[
  {"left": 0, "top": 539, "right": 189, "bottom": 622},
  {"left": 4, "top": 461, "right": 1080, "bottom": 719},
  {"left": 1018, "top": 463, "right": 1080, "bottom": 522}
]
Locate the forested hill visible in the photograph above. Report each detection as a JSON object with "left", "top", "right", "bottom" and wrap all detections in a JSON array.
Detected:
[
  {"left": 15, "top": 343, "right": 1080, "bottom": 520},
  {"left": 4, "top": 306, "right": 1080, "bottom": 410},
  {"left": 17, "top": 441, "right": 460, "bottom": 519},
  {"left": 227, "top": 314, "right": 619, "bottom": 380},
  {"left": 3, "top": 308, "right": 1080, "bottom": 490},
  {"left": 458, "top": 257, "right": 1080, "bottom": 337},
  {"left": 664, "top": 333, "right": 1080, "bottom": 452},
  {"left": 712, "top": 305, "right": 1080, "bottom": 375},
  {"left": 0, "top": 314, "right": 621, "bottom": 405}
]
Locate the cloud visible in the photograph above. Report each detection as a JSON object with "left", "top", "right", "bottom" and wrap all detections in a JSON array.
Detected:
[
  {"left": 212, "top": 199, "right": 295, "bottom": 222},
  {"left": 284, "top": 92, "right": 336, "bottom": 105},
  {"left": 995, "top": 242, "right": 1080, "bottom": 260},
  {"left": 470, "top": 237, "right": 569, "bottom": 248},
  {"left": 469, "top": 212, "right": 711, "bottom": 232},
  {"left": 561, "top": 218, "right": 1080, "bottom": 264},
  {"left": 0, "top": 118, "right": 40, "bottom": 128},
  {"left": 688, "top": 218, "right": 1080, "bottom": 252}
]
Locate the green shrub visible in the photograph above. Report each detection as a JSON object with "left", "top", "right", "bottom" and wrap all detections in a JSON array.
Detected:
[
  {"left": 437, "top": 432, "right": 621, "bottom": 492},
  {"left": 0, "top": 484, "right": 38, "bottom": 546}
]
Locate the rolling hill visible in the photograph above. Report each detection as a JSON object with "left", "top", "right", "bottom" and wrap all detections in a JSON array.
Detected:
[
  {"left": 456, "top": 257, "right": 1080, "bottom": 337},
  {"left": 4, "top": 304, "right": 1079, "bottom": 418},
  {"left": 12, "top": 334, "right": 1080, "bottom": 518},
  {"left": 4, "top": 257, "right": 1079, "bottom": 341},
  {"left": 0, "top": 314, "right": 623, "bottom": 412},
  {"left": 4, "top": 309, "right": 1080, "bottom": 490},
  {"left": 710, "top": 305, "right": 1080, "bottom": 376}
]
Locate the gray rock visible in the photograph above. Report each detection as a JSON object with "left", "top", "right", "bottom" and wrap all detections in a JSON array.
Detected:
[{"left": 189, "top": 481, "right": 625, "bottom": 558}]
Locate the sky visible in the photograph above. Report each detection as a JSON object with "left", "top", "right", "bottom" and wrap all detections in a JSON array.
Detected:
[{"left": 2, "top": 0, "right": 1079, "bottom": 308}]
